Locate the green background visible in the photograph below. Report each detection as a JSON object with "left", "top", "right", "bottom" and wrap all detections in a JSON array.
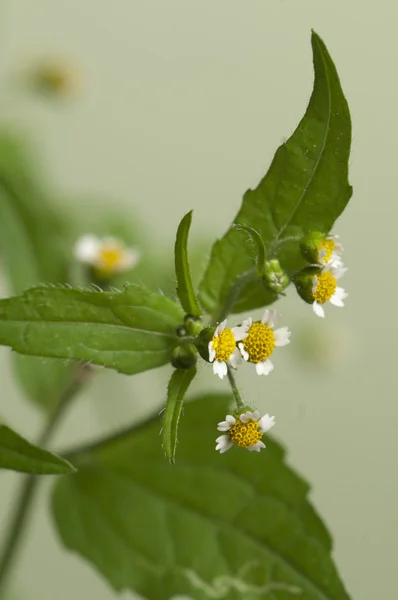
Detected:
[{"left": 0, "top": 1, "right": 395, "bottom": 599}]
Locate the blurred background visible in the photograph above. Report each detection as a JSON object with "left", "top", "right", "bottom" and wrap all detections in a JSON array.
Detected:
[{"left": 0, "top": 1, "right": 396, "bottom": 599}]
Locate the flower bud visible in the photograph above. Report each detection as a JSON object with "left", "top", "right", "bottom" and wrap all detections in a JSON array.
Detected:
[
  {"left": 300, "top": 231, "right": 326, "bottom": 264},
  {"left": 184, "top": 314, "right": 203, "bottom": 336},
  {"left": 262, "top": 259, "right": 289, "bottom": 293},
  {"left": 171, "top": 343, "right": 198, "bottom": 370},
  {"left": 194, "top": 327, "right": 214, "bottom": 362},
  {"left": 292, "top": 266, "right": 321, "bottom": 304}
]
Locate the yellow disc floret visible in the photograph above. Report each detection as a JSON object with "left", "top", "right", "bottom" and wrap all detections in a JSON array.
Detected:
[
  {"left": 97, "top": 246, "right": 123, "bottom": 273},
  {"left": 319, "top": 239, "right": 335, "bottom": 263},
  {"left": 241, "top": 322, "right": 275, "bottom": 363},
  {"left": 211, "top": 328, "right": 236, "bottom": 362},
  {"left": 229, "top": 419, "right": 262, "bottom": 448},
  {"left": 313, "top": 271, "right": 337, "bottom": 304}
]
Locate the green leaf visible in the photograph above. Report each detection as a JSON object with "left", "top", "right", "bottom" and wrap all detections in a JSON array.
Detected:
[
  {"left": 174, "top": 211, "right": 202, "bottom": 317},
  {"left": 0, "top": 424, "right": 75, "bottom": 474},
  {"left": 199, "top": 31, "right": 352, "bottom": 317},
  {"left": 0, "top": 284, "right": 183, "bottom": 375},
  {"left": 232, "top": 225, "right": 266, "bottom": 278},
  {"left": 163, "top": 368, "right": 196, "bottom": 463},
  {"left": 52, "top": 394, "right": 350, "bottom": 600},
  {"left": 0, "top": 132, "right": 73, "bottom": 410}
]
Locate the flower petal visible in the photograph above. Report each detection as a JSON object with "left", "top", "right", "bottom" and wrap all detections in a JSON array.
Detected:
[
  {"left": 74, "top": 235, "right": 100, "bottom": 263},
  {"left": 330, "top": 287, "right": 347, "bottom": 307},
  {"left": 215, "top": 435, "right": 233, "bottom": 453},
  {"left": 248, "top": 441, "right": 266, "bottom": 452},
  {"left": 208, "top": 342, "right": 216, "bottom": 362},
  {"left": 229, "top": 348, "right": 241, "bottom": 369},
  {"left": 258, "top": 414, "right": 275, "bottom": 433},
  {"left": 238, "top": 343, "right": 249, "bottom": 361},
  {"left": 217, "top": 415, "right": 235, "bottom": 431},
  {"left": 231, "top": 325, "right": 248, "bottom": 341},
  {"left": 312, "top": 301, "right": 325, "bottom": 318},
  {"left": 274, "top": 327, "right": 291, "bottom": 346},
  {"left": 255, "top": 359, "right": 274, "bottom": 376},
  {"left": 239, "top": 411, "right": 255, "bottom": 423},
  {"left": 213, "top": 360, "right": 227, "bottom": 379},
  {"left": 261, "top": 309, "right": 270, "bottom": 324},
  {"left": 123, "top": 248, "right": 141, "bottom": 270}
]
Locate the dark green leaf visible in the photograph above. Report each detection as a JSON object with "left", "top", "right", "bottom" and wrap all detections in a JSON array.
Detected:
[
  {"left": 174, "top": 211, "right": 202, "bottom": 317},
  {"left": 0, "top": 424, "right": 75, "bottom": 474},
  {"left": 162, "top": 368, "right": 196, "bottom": 463},
  {"left": 0, "top": 284, "right": 183, "bottom": 375},
  {"left": 52, "top": 394, "right": 350, "bottom": 600},
  {"left": 0, "top": 132, "right": 72, "bottom": 410},
  {"left": 199, "top": 31, "right": 352, "bottom": 317}
]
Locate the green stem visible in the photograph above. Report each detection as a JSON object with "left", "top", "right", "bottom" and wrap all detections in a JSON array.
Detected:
[
  {"left": 227, "top": 367, "right": 244, "bottom": 410},
  {"left": 0, "top": 373, "right": 85, "bottom": 595},
  {"left": 212, "top": 268, "right": 256, "bottom": 325}
]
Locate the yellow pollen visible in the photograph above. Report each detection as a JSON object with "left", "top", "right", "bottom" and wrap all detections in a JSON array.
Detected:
[
  {"left": 319, "top": 239, "right": 335, "bottom": 263},
  {"left": 313, "top": 271, "right": 337, "bottom": 304},
  {"left": 229, "top": 419, "right": 262, "bottom": 448},
  {"left": 242, "top": 322, "right": 275, "bottom": 363},
  {"left": 211, "top": 328, "right": 236, "bottom": 362},
  {"left": 97, "top": 246, "right": 123, "bottom": 273}
]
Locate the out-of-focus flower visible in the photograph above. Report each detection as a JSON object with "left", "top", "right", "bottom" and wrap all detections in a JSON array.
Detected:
[{"left": 74, "top": 235, "right": 140, "bottom": 279}]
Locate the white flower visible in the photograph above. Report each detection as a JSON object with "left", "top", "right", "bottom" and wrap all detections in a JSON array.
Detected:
[
  {"left": 216, "top": 410, "right": 275, "bottom": 453},
  {"left": 74, "top": 235, "right": 140, "bottom": 276},
  {"left": 208, "top": 319, "right": 248, "bottom": 379},
  {"left": 312, "top": 264, "right": 348, "bottom": 318},
  {"left": 318, "top": 234, "right": 344, "bottom": 268},
  {"left": 238, "top": 309, "right": 291, "bottom": 376}
]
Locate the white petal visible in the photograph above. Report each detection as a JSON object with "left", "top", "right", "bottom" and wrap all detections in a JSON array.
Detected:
[
  {"left": 261, "top": 309, "right": 270, "bottom": 324},
  {"left": 241, "top": 317, "right": 252, "bottom": 330},
  {"left": 267, "top": 310, "right": 279, "bottom": 328},
  {"left": 330, "top": 287, "right": 347, "bottom": 307},
  {"left": 213, "top": 360, "right": 228, "bottom": 379},
  {"left": 231, "top": 325, "right": 248, "bottom": 341},
  {"left": 240, "top": 411, "right": 255, "bottom": 423},
  {"left": 255, "top": 359, "right": 274, "bottom": 376},
  {"left": 229, "top": 348, "right": 241, "bottom": 369},
  {"left": 215, "top": 435, "right": 233, "bottom": 453},
  {"left": 251, "top": 410, "right": 260, "bottom": 421},
  {"left": 217, "top": 416, "right": 235, "bottom": 431},
  {"left": 312, "top": 276, "right": 318, "bottom": 294},
  {"left": 225, "top": 415, "right": 236, "bottom": 425},
  {"left": 248, "top": 441, "right": 265, "bottom": 452},
  {"left": 238, "top": 343, "right": 249, "bottom": 361},
  {"left": 208, "top": 342, "right": 216, "bottom": 363},
  {"left": 218, "top": 320, "right": 227, "bottom": 333},
  {"left": 122, "top": 248, "right": 141, "bottom": 270},
  {"left": 332, "top": 265, "right": 348, "bottom": 280},
  {"left": 274, "top": 327, "right": 291, "bottom": 346},
  {"left": 258, "top": 414, "right": 275, "bottom": 433},
  {"left": 312, "top": 301, "right": 325, "bottom": 318},
  {"left": 74, "top": 235, "right": 100, "bottom": 263}
]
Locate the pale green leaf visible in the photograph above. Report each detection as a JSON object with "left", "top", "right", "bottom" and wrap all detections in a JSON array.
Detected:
[
  {"left": 0, "top": 424, "right": 75, "bottom": 474},
  {"left": 0, "top": 284, "right": 183, "bottom": 375},
  {"left": 199, "top": 31, "right": 352, "bottom": 317},
  {"left": 52, "top": 394, "right": 350, "bottom": 600}
]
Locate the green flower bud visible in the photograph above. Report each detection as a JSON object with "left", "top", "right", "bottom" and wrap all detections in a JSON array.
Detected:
[
  {"left": 194, "top": 327, "right": 214, "bottom": 362},
  {"left": 262, "top": 259, "right": 289, "bottom": 293},
  {"left": 175, "top": 325, "right": 187, "bottom": 337},
  {"left": 293, "top": 266, "right": 321, "bottom": 304},
  {"left": 300, "top": 231, "right": 325, "bottom": 264},
  {"left": 171, "top": 343, "right": 198, "bottom": 369},
  {"left": 184, "top": 314, "right": 203, "bottom": 336}
]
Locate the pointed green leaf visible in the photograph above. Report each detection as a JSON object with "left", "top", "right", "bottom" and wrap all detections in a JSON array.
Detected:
[
  {"left": 174, "top": 211, "right": 202, "bottom": 317},
  {"left": 0, "top": 132, "right": 73, "bottom": 410},
  {"left": 52, "top": 394, "right": 350, "bottom": 600},
  {"left": 199, "top": 31, "right": 352, "bottom": 317},
  {"left": 0, "top": 284, "right": 183, "bottom": 375},
  {"left": 162, "top": 368, "right": 196, "bottom": 463},
  {"left": 232, "top": 224, "right": 267, "bottom": 278},
  {"left": 0, "top": 424, "right": 75, "bottom": 474}
]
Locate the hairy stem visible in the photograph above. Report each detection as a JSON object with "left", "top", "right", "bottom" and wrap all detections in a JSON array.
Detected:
[
  {"left": 212, "top": 268, "right": 256, "bottom": 325},
  {"left": 227, "top": 367, "right": 244, "bottom": 411},
  {"left": 0, "top": 371, "right": 86, "bottom": 594}
]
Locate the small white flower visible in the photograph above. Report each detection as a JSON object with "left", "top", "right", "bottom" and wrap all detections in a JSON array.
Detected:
[
  {"left": 208, "top": 319, "right": 248, "bottom": 380},
  {"left": 312, "top": 264, "right": 348, "bottom": 318},
  {"left": 238, "top": 309, "right": 290, "bottom": 376},
  {"left": 216, "top": 410, "right": 275, "bottom": 453},
  {"left": 318, "top": 234, "right": 344, "bottom": 268},
  {"left": 74, "top": 234, "right": 140, "bottom": 277}
]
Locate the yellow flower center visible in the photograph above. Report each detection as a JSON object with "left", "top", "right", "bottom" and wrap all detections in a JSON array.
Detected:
[
  {"left": 319, "top": 239, "right": 335, "bottom": 263},
  {"left": 229, "top": 419, "right": 262, "bottom": 448},
  {"left": 242, "top": 322, "right": 275, "bottom": 363},
  {"left": 313, "top": 271, "right": 337, "bottom": 304},
  {"left": 97, "top": 247, "right": 123, "bottom": 273},
  {"left": 211, "top": 328, "right": 236, "bottom": 362}
]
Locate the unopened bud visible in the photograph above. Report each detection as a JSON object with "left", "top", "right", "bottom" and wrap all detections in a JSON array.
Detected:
[
  {"left": 293, "top": 266, "right": 321, "bottom": 304},
  {"left": 194, "top": 327, "right": 214, "bottom": 362},
  {"left": 171, "top": 343, "right": 198, "bottom": 370},
  {"left": 263, "top": 259, "right": 289, "bottom": 294},
  {"left": 300, "top": 231, "right": 325, "bottom": 264}
]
